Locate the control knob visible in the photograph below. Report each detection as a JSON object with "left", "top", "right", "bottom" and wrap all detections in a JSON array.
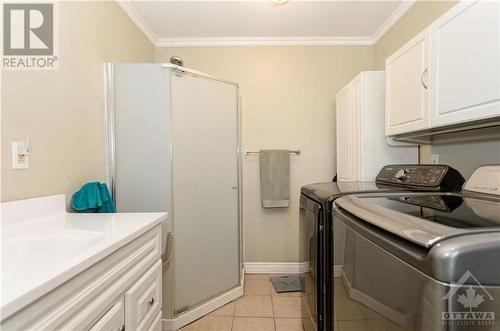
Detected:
[{"left": 395, "top": 169, "right": 410, "bottom": 182}]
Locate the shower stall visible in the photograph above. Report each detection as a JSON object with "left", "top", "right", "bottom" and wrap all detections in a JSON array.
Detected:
[{"left": 105, "top": 63, "right": 242, "bottom": 330}]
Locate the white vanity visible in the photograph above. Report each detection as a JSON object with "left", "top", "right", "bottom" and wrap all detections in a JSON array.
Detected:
[{"left": 1, "top": 194, "right": 167, "bottom": 331}]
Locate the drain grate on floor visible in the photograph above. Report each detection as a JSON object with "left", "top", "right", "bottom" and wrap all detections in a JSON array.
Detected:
[{"left": 270, "top": 275, "right": 304, "bottom": 293}]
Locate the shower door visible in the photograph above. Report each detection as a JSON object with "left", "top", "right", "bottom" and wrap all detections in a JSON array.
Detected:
[{"left": 170, "top": 71, "right": 240, "bottom": 314}]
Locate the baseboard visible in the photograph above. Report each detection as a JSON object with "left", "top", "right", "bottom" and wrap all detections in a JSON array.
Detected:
[
  {"left": 244, "top": 262, "right": 340, "bottom": 277},
  {"left": 243, "top": 262, "right": 309, "bottom": 274},
  {"left": 341, "top": 271, "right": 413, "bottom": 327},
  {"left": 333, "top": 265, "right": 344, "bottom": 278},
  {"left": 162, "top": 270, "right": 245, "bottom": 330}
]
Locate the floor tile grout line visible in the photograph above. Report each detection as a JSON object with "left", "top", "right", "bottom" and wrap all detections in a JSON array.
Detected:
[
  {"left": 269, "top": 275, "right": 277, "bottom": 330},
  {"left": 231, "top": 298, "right": 236, "bottom": 330}
]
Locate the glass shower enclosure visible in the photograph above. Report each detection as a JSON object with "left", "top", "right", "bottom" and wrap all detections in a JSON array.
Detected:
[{"left": 105, "top": 63, "right": 242, "bottom": 324}]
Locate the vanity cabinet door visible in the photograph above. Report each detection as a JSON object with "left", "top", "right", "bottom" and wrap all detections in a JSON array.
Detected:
[
  {"left": 147, "top": 312, "right": 162, "bottom": 331},
  {"left": 430, "top": 0, "right": 500, "bottom": 127},
  {"left": 125, "top": 260, "right": 162, "bottom": 331},
  {"left": 385, "top": 28, "right": 431, "bottom": 136},
  {"left": 89, "top": 296, "right": 124, "bottom": 331}
]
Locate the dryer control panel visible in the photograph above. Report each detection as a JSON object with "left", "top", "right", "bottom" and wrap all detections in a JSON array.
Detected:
[{"left": 375, "top": 165, "right": 464, "bottom": 191}]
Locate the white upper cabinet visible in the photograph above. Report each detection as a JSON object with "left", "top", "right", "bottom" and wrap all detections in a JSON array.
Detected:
[
  {"left": 385, "top": 0, "right": 500, "bottom": 137},
  {"left": 430, "top": 1, "right": 500, "bottom": 127},
  {"left": 385, "top": 28, "right": 431, "bottom": 136}
]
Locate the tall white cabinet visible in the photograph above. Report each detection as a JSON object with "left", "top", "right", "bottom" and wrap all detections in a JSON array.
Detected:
[
  {"left": 336, "top": 86, "right": 352, "bottom": 181},
  {"left": 107, "top": 64, "right": 241, "bottom": 329},
  {"left": 336, "top": 72, "right": 417, "bottom": 181}
]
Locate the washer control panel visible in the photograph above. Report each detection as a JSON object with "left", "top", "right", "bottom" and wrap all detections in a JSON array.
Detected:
[{"left": 376, "top": 165, "right": 464, "bottom": 191}]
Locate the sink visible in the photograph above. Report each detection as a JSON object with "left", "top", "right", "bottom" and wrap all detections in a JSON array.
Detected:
[{"left": 1, "top": 231, "right": 104, "bottom": 283}]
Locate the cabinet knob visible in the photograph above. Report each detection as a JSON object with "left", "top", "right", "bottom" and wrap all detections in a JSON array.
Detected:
[
  {"left": 149, "top": 297, "right": 155, "bottom": 306},
  {"left": 118, "top": 325, "right": 125, "bottom": 331}
]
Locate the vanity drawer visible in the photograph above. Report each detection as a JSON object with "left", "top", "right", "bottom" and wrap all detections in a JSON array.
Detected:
[
  {"left": 147, "top": 312, "right": 162, "bottom": 331},
  {"left": 125, "top": 260, "right": 162, "bottom": 331},
  {"left": 89, "top": 296, "right": 124, "bottom": 331}
]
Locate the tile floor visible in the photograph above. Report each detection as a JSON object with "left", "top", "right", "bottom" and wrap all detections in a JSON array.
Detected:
[{"left": 180, "top": 274, "right": 409, "bottom": 331}]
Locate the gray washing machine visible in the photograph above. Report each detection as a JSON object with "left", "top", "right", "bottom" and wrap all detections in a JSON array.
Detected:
[{"left": 334, "top": 165, "right": 500, "bottom": 331}]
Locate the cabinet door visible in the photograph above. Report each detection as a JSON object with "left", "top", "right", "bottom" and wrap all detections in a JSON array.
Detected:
[
  {"left": 430, "top": 1, "right": 500, "bottom": 127},
  {"left": 147, "top": 312, "right": 162, "bottom": 331},
  {"left": 89, "top": 296, "right": 124, "bottom": 331},
  {"left": 385, "top": 28, "right": 431, "bottom": 136},
  {"left": 125, "top": 261, "right": 162, "bottom": 331},
  {"left": 336, "top": 86, "right": 352, "bottom": 181},
  {"left": 350, "top": 78, "right": 362, "bottom": 181}
]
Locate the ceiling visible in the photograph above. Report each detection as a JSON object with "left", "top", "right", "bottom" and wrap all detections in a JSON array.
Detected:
[{"left": 119, "top": 1, "right": 416, "bottom": 47}]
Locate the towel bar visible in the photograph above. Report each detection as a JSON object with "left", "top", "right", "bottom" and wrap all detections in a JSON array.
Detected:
[{"left": 243, "top": 149, "right": 301, "bottom": 156}]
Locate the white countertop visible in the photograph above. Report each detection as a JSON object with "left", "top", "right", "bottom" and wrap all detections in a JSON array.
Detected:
[{"left": 0, "top": 194, "right": 167, "bottom": 320}]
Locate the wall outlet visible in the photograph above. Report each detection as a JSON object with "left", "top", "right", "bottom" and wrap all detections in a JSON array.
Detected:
[
  {"left": 12, "top": 140, "right": 30, "bottom": 169},
  {"left": 431, "top": 153, "right": 439, "bottom": 165}
]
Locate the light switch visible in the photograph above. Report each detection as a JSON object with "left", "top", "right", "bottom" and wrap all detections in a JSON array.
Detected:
[{"left": 12, "top": 139, "right": 30, "bottom": 169}]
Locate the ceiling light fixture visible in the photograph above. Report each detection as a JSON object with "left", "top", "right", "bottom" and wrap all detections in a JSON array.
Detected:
[{"left": 269, "top": 0, "right": 289, "bottom": 7}]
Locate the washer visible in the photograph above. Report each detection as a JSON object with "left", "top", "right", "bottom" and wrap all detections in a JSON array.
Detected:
[{"left": 333, "top": 165, "right": 500, "bottom": 331}]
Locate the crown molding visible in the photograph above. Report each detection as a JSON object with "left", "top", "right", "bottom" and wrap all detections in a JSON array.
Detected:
[
  {"left": 155, "top": 36, "right": 373, "bottom": 47},
  {"left": 116, "top": 1, "right": 157, "bottom": 45},
  {"left": 117, "top": 0, "right": 416, "bottom": 47},
  {"left": 371, "top": 0, "right": 417, "bottom": 44}
]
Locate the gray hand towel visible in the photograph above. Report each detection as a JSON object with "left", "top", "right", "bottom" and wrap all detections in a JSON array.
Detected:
[{"left": 259, "top": 150, "right": 290, "bottom": 208}]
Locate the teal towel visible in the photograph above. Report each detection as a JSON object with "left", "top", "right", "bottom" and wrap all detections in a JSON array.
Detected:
[{"left": 71, "top": 182, "right": 116, "bottom": 213}]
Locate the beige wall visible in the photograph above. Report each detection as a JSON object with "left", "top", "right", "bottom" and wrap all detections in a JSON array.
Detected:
[
  {"left": 373, "top": 0, "right": 457, "bottom": 70},
  {"left": 1, "top": 1, "right": 154, "bottom": 202},
  {"left": 156, "top": 46, "right": 373, "bottom": 262}
]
